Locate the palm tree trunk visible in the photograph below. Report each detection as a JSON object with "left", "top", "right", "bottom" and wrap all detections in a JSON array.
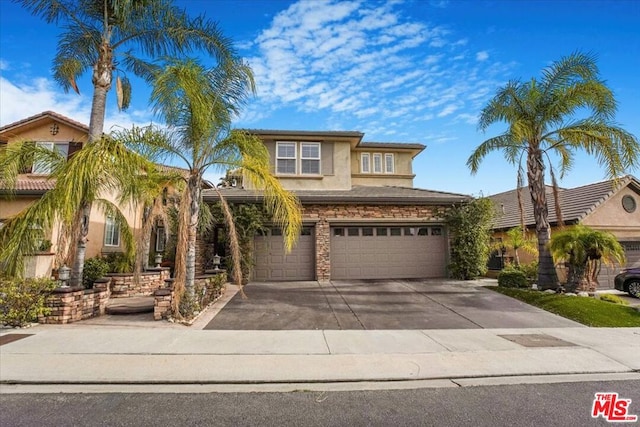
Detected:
[
  {"left": 527, "top": 149, "right": 557, "bottom": 290},
  {"left": 184, "top": 176, "right": 202, "bottom": 297},
  {"left": 70, "top": 42, "right": 113, "bottom": 287},
  {"left": 69, "top": 201, "right": 91, "bottom": 288}
]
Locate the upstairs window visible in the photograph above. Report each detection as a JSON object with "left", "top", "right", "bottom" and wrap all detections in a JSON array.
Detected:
[
  {"left": 300, "top": 142, "right": 320, "bottom": 174},
  {"left": 104, "top": 216, "right": 120, "bottom": 247},
  {"left": 276, "top": 142, "right": 297, "bottom": 174},
  {"left": 385, "top": 153, "right": 394, "bottom": 173},
  {"left": 276, "top": 142, "right": 321, "bottom": 175},
  {"left": 360, "top": 153, "right": 370, "bottom": 173},
  {"left": 372, "top": 153, "right": 383, "bottom": 174},
  {"left": 30, "top": 141, "right": 78, "bottom": 174}
]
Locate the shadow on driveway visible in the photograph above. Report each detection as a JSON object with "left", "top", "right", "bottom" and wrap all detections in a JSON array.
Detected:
[{"left": 204, "top": 279, "right": 583, "bottom": 330}]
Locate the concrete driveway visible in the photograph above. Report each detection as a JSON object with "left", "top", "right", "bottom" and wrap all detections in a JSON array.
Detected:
[{"left": 204, "top": 279, "right": 583, "bottom": 330}]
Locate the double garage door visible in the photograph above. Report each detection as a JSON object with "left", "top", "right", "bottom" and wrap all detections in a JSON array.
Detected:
[{"left": 253, "top": 224, "right": 447, "bottom": 281}]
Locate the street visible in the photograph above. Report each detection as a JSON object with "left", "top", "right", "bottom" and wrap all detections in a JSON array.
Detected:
[{"left": 1, "top": 380, "right": 638, "bottom": 426}]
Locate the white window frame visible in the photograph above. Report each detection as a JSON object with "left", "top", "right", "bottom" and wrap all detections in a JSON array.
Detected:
[
  {"left": 104, "top": 216, "right": 120, "bottom": 247},
  {"left": 155, "top": 226, "right": 165, "bottom": 252},
  {"left": 384, "top": 153, "right": 395, "bottom": 174},
  {"left": 276, "top": 142, "right": 297, "bottom": 175},
  {"left": 372, "top": 153, "right": 383, "bottom": 174},
  {"left": 360, "top": 153, "right": 370, "bottom": 173},
  {"left": 300, "top": 142, "right": 321, "bottom": 175},
  {"left": 32, "top": 142, "right": 54, "bottom": 174}
]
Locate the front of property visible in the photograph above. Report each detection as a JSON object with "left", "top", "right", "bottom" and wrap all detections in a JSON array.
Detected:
[{"left": 203, "top": 130, "right": 470, "bottom": 282}]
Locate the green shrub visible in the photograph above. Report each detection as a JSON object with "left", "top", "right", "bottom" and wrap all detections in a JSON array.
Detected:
[
  {"left": 83, "top": 257, "right": 110, "bottom": 288},
  {"left": 498, "top": 269, "right": 528, "bottom": 288},
  {"left": 518, "top": 261, "right": 539, "bottom": 285},
  {"left": 598, "top": 294, "right": 629, "bottom": 305},
  {"left": 0, "top": 276, "right": 57, "bottom": 327},
  {"left": 103, "top": 252, "right": 133, "bottom": 273}
]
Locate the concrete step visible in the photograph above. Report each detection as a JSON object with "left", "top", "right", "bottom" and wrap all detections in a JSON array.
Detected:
[{"left": 105, "top": 296, "right": 154, "bottom": 315}]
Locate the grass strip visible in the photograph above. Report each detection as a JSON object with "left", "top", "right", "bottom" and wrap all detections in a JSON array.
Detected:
[{"left": 491, "top": 287, "right": 640, "bottom": 327}]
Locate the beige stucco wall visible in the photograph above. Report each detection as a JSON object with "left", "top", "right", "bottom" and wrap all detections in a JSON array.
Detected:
[
  {"left": 1, "top": 116, "right": 143, "bottom": 265},
  {"left": 350, "top": 150, "right": 415, "bottom": 187},
  {"left": 1, "top": 118, "right": 87, "bottom": 145},
  {"left": 244, "top": 140, "right": 353, "bottom": 191},
  {"left": 582, "top": 187, "right": 640, "bottom": 240}
]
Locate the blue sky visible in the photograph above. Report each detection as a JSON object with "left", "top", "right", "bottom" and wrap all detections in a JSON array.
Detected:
[{"left": 1, "top": 0, "right": 639, "bottom": 195}]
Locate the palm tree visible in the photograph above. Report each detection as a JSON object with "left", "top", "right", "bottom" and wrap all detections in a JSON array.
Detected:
[
  {"left": 18, "top": 0, "right": 236, "bottom": 286},
  {"left": 493, "top": 226, "right": 538, "bottom": 267},
  {"left": 0, "top": 135, "right": 154, "bottom": 277},
  {"left": 468, "top": 52, "right": 640, "bottom": 290},
  {"left": 549, "top": 225, "right": 625, "bottom": 292},
  {"left": 117, "top": 58, "right": 302, "bottom": 316}
]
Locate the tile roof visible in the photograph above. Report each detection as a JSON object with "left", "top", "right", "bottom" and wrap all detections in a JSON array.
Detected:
[
  {"left": 0, "top": 178, "right": 56, "bottom": 194},
  {"left": 204, "top": 185, "right": 470, "bottom": 205},
  {"left": 489, "top": 175, "right": 640, "bottom": 230},
  {"left": 0, "top": 111, "right": 89, "bottom": 133}
]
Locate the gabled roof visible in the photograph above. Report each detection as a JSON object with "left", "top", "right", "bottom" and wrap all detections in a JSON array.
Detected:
[
  {"left": 489, "top": 175, "right": 640, "bottom": 230},
  {"left": 204, "top": 185, "right": 470, "bottom": 205},
  {"left": 0, "top": 111, "right": 89, "bottom": 136}
]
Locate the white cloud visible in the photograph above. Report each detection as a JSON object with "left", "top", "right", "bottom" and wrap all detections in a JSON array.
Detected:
[
  {"left": 476, "top": 51, "right": 490, "bottom": 61},
  {"left": 0, "top": 76, "right": 153, "bottom": 132},
  {"left": 0, "top": 59, "right": 8, "bottom": 71}
]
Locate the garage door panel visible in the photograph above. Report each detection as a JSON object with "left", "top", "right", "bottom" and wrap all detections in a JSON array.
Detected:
[
  {"left": 597, "top": 242, "right": 640, "bottom": 289},
  {"left": 254, "top": 227, "right": 315, "bottom": 281},
  {"left": 331, "top": 226, "right": 446, "bottom": 280}
]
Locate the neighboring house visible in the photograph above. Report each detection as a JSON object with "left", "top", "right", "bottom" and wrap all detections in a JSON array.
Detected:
[
  {"left": 488, "top": 175, "right": 640, "bottom": 288},
  {"left": 0, "top": 111, "right": 168, "bottom": 277},
  {"left": 203, "top": 130, "right": 470, "bottom": 282}
]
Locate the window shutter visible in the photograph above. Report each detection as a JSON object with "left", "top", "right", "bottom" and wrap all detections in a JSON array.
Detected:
[{"left": 67, "top": 142, "right": 82, "bottom": 160}]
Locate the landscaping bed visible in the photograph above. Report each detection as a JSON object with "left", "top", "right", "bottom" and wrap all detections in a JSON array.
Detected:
[{"left": 491, "top": 287, "right": 640, "bottom": 327}]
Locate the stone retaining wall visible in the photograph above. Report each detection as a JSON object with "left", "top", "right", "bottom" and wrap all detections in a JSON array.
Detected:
[
  {"left": 39, "top": 287, "right": 109, "bottom": 324},
  {"left": 153, "top": 273, "right": 227, "bottom": 321},
  {"left": 108, "top": 268, "right": 170, "bottom": 298}
]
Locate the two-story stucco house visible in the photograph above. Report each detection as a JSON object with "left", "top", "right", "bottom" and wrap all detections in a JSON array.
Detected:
[
  {"left": 0, "top": 111, "right": 161, "bottom": 278},
  {"left": 203, "top": 130, "right": 470, "bottom": 282}
]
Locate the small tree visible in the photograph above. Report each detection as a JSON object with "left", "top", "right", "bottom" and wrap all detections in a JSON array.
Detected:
[
  {"left": 549, "top": 225, "right": 625, "bottom": 292},
  {"left": 493, "top": 226, "right": 538, "bottom": 267},
  {"left": 445, "top": 198, "right": 495, "bottom": 280}
]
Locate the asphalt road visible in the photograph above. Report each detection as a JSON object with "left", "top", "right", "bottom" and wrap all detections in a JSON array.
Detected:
[
  {"left": 1, "top": 380, "right": 638, "bottom": 426},
  {"left": 205, "top": 279, "right": 581, "bottom": 330}
]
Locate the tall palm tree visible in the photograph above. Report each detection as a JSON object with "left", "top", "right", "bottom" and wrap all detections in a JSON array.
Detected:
[
  {"left": 468, "top": 52, "right": 639, "bottom": 290},
  {"left": 18, "top": 0, "right": 236, "bottom": 286},
  {"left": 549, "top": 225, "right": 625, "bottom": 292},
  {"left": 118, "top": 58, "right": 302, "bottom": 316},
  {"left": 0, "top": 135, "right": 154, "bottom": 277}
]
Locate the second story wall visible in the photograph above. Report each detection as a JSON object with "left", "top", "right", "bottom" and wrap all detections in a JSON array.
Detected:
[{"left": 351, "top": 149, "right": 415, "bottom": 187}]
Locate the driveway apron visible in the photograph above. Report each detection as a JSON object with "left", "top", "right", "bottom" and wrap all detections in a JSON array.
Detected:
[{"left": 204, "top": 279, "right": 582, "bottom": 330}]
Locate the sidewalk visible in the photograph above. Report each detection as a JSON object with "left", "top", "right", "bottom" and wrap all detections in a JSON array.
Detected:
[{"left": 2, "top": 325, "right": 639, "bottom": 388}]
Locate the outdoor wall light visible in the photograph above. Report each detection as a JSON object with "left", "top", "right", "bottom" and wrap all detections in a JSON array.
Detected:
[
  {"left": 155, "top": 253, "right": 163, "bottom": 268},
  {"left": 213, "top": 254, "right": 221, "bottom": 271}
]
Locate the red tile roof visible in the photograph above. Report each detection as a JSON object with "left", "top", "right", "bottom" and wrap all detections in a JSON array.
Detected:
[{"left": 0, "top": 111, "right": 89, "bottom": 134}]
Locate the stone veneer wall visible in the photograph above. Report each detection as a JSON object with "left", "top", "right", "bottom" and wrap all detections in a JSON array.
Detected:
[
  {"left": 39, "top": 287, "right": 109, "bottom": 324},
  {"left": 153, "top": 274, "right": 227, "bottom": 321},
  {"left": 303, "top": 204, "right": 450, "bottom": 281},
  {"left": 108, "top": 268, "right": 170, "bottom": 298}
]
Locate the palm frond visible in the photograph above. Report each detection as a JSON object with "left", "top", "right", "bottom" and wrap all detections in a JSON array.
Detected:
[{"left": 467, "top": 133, "right": 523, "bottom": 173}]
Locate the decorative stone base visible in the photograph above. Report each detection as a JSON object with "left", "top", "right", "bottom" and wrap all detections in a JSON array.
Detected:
[
  {"left": 108, "top": 268, "right": 170, "bottom": 298},
  {"left": 153, "top": 273, "right": 227, "bottom": 321},
  {"left": 39, "top": 286, "right": 108, "bottom": 324}
]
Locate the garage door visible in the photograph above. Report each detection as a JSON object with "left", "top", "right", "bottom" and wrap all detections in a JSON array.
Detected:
[
  {"left": 598, "top": 241, "right": 640, "bottom": 288},
  {"left": 330, "top": 225, "right": 447, "bottom": 280},
  {"left": 253, "top": 227, "right": 315, "bottom": 281}
]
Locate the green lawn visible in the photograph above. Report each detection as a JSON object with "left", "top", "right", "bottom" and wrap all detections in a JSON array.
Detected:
[{"left": 491, "top": 287, "right": 640, "bottom": 327}]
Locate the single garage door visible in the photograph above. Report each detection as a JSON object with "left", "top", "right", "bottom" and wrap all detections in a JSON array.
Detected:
[
  {"left": 253, "top": 227, "right": 315, "bottom": 281},
  {"left": 330, "top": 225, "right": 447, "bottom": 280},
  {"left": 598, "top": 241, "right": 640, "bottom": 288}
]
